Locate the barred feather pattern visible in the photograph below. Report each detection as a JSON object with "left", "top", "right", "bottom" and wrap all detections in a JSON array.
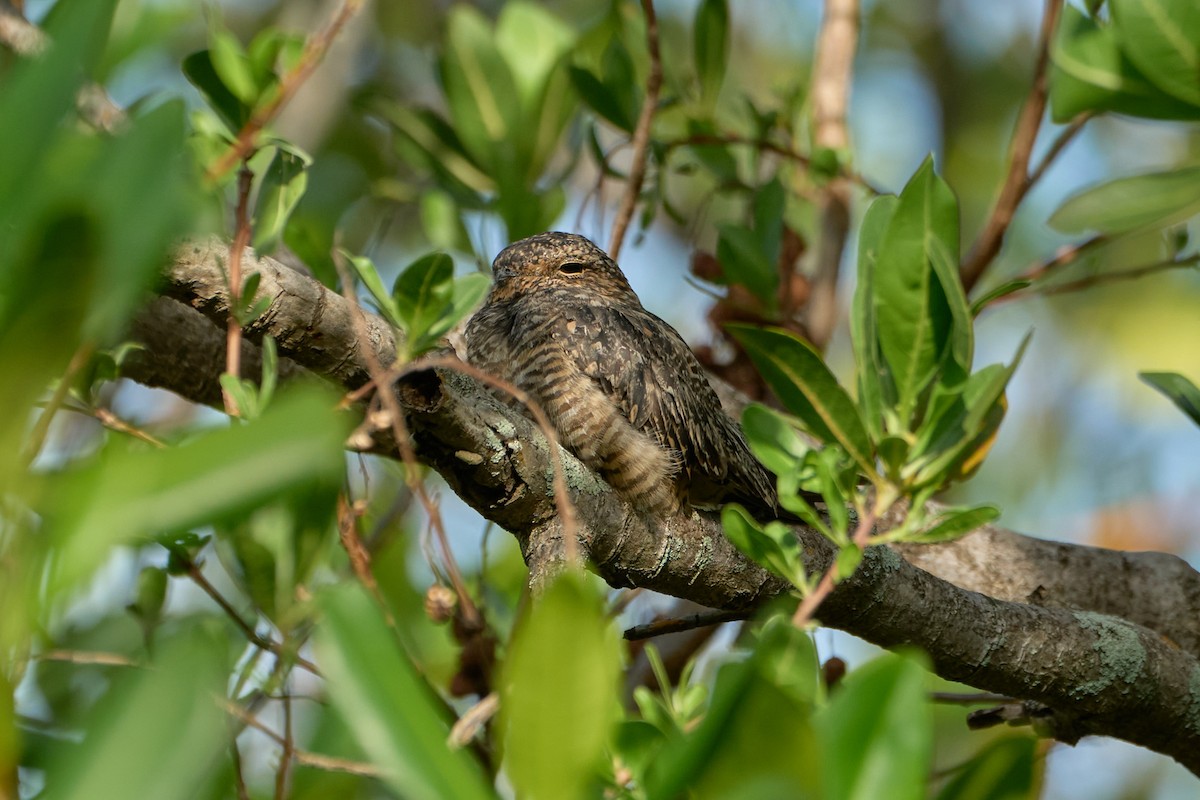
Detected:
[{"left": 465, "top": 232, "right": 778, "bottom": 517}]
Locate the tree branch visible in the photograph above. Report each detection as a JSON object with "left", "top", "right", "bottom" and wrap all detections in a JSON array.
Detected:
[{"left": 122, "top": 241, "right": 1200, "bottom": 771}]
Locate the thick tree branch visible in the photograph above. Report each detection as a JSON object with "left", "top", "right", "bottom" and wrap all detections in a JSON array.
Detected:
[{"left": 124, "top": 241, "right": 1200, "bottom": 771}]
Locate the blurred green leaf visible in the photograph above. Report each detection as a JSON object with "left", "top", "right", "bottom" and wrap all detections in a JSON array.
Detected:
[
  {"left": 183, "top": 49, "right": 249, "bottom": 132},
  {"left": 440, "top": 6, "right": 523, "bottom": 172},
  {"left": 647, "top": 618, "right": 821, "bottom": 799},
  {"left": 1140, "top": 371, "right": 1200, "bottom": 426},
  {"left": 729, "top": 325, "right": 875, "bottom": 476},
  {"left": 717, "top": 224, "right": 779, "bottom": 310},
  {"left": 721, "top": 504, "right": 807, "bottom": 588},
  {"left": 421, "top": 189, "right": 474, "bottom": 253},
  {"left": 1110, "top": 0, "right": 1200, "bottom": 107},
  {"left": 208, "top": 26, "right": 258, "bottom": 106},
  {"left": 816, "top": 653, "right": 932, "bottom": 800},
  {"left": 908, "top": 505, "right": 1000, "bottom": 544},
  {"left": 42, "top": 627, "right": 228, "bottom": 800},
  {"left": 569, "top": 66, "right": 636, "bottom": 132},
  {"left": 316, "top": 584, "right": 494, "bottom": 800},
  {"left": 936, "top": 736, "right": 1039, "bottom": 800},
  {"left": 42, "top": 387, "right": 347, "bottom": 595},
  {"left": 0, "top": 0, "right": 118, "bottom": 205},
  {"left": 833, "top": 544, "right": 863, "bottom": 582},
  {"left": 970, "top": 279, "right": 1032, "bottom": 315},
  {"left": 873, "top": 157, "right": 961, "bottom": 428},
  {"left": 1049, "top": 6, "right": 1200, "bottom": 121},
  {"left": 254, "top": 143, "right": 312, "bottom": 252},
  {"left": 741, "top": 404, "right": 812, "bottom": 477},
  {"left": 851, "top": 194, "right": 899, "bottom": 441},
  {"left": 342, "top": 250, "right": 403, "bottom": 328},
  {"left": 501, "top": 572, "right": 620, "bottom": 800},
  {"left": 1048, "top": 166, "right": 1200, "bottom": 234},
  {"left": 694, "top": 0, "right": 729, "bottom": 107},
  {"left": 495, "top": 2, "right": 574, "bottom": 111}
]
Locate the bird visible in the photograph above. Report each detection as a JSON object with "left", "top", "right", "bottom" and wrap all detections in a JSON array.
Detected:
[{"left": 465, "top": 231, "right": 781, "bottom": 518}]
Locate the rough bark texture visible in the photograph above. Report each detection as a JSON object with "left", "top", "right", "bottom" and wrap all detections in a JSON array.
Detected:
[{"left": 122, "top": 240, "right": 1200, "bottom": 772}]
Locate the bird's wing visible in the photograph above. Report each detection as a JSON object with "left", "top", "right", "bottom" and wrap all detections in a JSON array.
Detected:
[{"left": 555, "top": 304, "right": 745, "bottom": 487}]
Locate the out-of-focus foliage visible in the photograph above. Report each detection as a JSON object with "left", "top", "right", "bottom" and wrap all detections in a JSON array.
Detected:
[{"left": 3, "top": 0, "right": 1199, "bottom": 798}]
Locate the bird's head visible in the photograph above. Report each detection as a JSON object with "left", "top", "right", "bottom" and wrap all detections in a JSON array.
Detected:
[{"left": 488, "top": 232, "right": 641, "bottom": 306}]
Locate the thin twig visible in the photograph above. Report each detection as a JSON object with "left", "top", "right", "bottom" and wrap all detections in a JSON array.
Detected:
[
  {"left": 330, "top": 250, "right": 482, "bottom": 627},
  {"left": 223, "top": 166, "right": 254, "bottom": 417},
  {"left": 273, "top": 685, "right": 293, "bottom": 800},
  {"left": 1017, "top": 234, "right": 1109, "bottom": 285},
  {"left": 34, "top": 649, "right": 138, "bottom": 667},
  {"left": 806, "top": 0, "right": 860, "bottom": 350},
  {"left": 232, "top": 740, "right": 251, "bottom": 800},
  {"left": 205, "top": 0, "right": 367, "bottom": 181},
  {"left": 1036, "top": 254, "right": 1200, "bottom": 296},
  {"left": 182, "top": 557, "right": 321, "bottom": 676},
  {"left": 23, "top": 342, "right": 95, "bottom": 465},
  {"left": 931, "top": 691, "right": 1015, "bottom": 705},
  {"left": 336, "top": 493, "right": 397, "bottom": 628},
  {"left": 93, "top": 407, "right": 168, "bottom": 448},
  {"left": 448, "top": 691, "right": 499, "bottom": 748},
  {"left": 960, "top": 0, "right": 1064, "bottom": 291},
  {"left": 792, "top": 500, "right": 884, "bottom": 628},
  {"left": 1025, "top": 113, "right": 1091, "bottom": 194},
  {"left": 222, "top": 698, "right": 382, "bottom": 777},
  {"left": 622, "top": 608, "right": 750, "bottom": 641},
  {"left": 608, "top": 0, "right": 662, "bottom": 260}
]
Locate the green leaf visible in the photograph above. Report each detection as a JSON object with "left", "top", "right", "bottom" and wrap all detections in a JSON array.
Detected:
[
  {"left": 569, "top": 66, "right": 636, "bottom": 132},
  {"left": 908, "top": 505, "right": 1000, "bottom": 544},
  {"left": 816, "top": 653, "right": 932, "bottom": 800},
  {"left": 834, "top": 544, "right": 864, "bottom": 582},
  {"left": 717, "top": 224, "right": 779, "bottom": 310},
  {"left": 647, "top": 618, "right": 821, "bottom": 798},
  {"left": 501, "top": 572, "right": 620, "bottom": 800},
  {"left": 873, "top": 157, "right": 962, "bottom": 428},
  {"left": 393, "top": 252, "right": 456, "bottom": 355},
  {"left": 935, "top": 736, "right": 1039, "bottom": 800},
  {"left": 722, "top": 504, "right": 807, "bottom": 589},
  {"left": 741, "top": 404, "right": 813, "bottom": 477},
  {"left": 421, "top": 189, "right": 474, "bottom": 253},
  {"left": 694, "top": 0, "right": 729, "bottom": 107},
  {"left": 851, "top": 194, "right": 899, "bottom": 441},
  {"left": 315, "top": 584, "right": 494, "bottom": 800},
  {"left": 1049, "top": 6, "right": 1200, "bottom": 121},
  {"left": 495, "top": 1, "right": 574, "bottom": 112},
  {"left": 1048, "top": 166, "right": 1200, "bottom": 234},
  {"left": 253, "top": 143, "right": 312, "bottom": 252},
  {"left": 41, "top": 387, "right": 347, "bottom": 596},
  {"left": 342, "top": 249, "right": 403, "bottom": 329},
  {"left": 1111, "top": 0, "right": 1200, "bottom": 107},
  {"left": 219, "top": 373, "right": 259, "bottom": 418},
  {"left": 729, "top": 325, "right": 875, "bottom": 477},
  {"left": 1140, "top": 371, "right": 1200, "bottom": 426},
  {"left": 42, "top": 628, "right": 228, "bottom": 800},
  {"left": 970, "top": 279, "right": 1032, "bottom": 315},
  {"left": 440, "top": 6, "right": 523, "bottom": 173},
  {"left": 208, "top": 26, "right": 259, "bottom": 106}
]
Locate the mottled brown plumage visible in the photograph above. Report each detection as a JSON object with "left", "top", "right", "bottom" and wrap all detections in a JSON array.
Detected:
[{"left": 465, "top": 231, "right": 779, "bottom": 517}]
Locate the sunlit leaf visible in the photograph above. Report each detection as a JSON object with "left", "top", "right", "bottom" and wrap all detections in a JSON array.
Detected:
[
  {"left": 851, "top": 194, "right": 899, "bottom": 440},
  {"left": 1110, "top": 0, "right": 1200, "bottom": 106},
  {"left": 908, "top": 505, "right": 1000, "bottom": 544},
  {"left": 721, "top": 504, "right": 807, "bottom": 589},
  {"left": 1049, "top": 6, "right": 1200, "bottom": 121},
  {"left": 208, "top": 26, "right": 258, "bottom": 106},
  {"left": 741, "top": 404, "right": 813, "bottom": 477},
  {"left": 730, "top": 325, "right": 875, "bottom": 476},
  {"left": 873, "top": 157, "right": 961, "bottom": 428},
  {"left": 935, "top": 735, "right": 1039, "bottom": 800},
  {"left": 254, "top": 142, "right": 311, "bottom": 252}
]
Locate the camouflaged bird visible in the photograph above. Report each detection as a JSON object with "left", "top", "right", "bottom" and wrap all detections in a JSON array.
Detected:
[{"left": 465, "top": 231, "right": 780, "bottom": 517}]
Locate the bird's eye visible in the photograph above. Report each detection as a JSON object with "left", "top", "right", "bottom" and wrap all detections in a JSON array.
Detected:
[{"left": 558, "top": 261, "right": 585, "bottom": 274}]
